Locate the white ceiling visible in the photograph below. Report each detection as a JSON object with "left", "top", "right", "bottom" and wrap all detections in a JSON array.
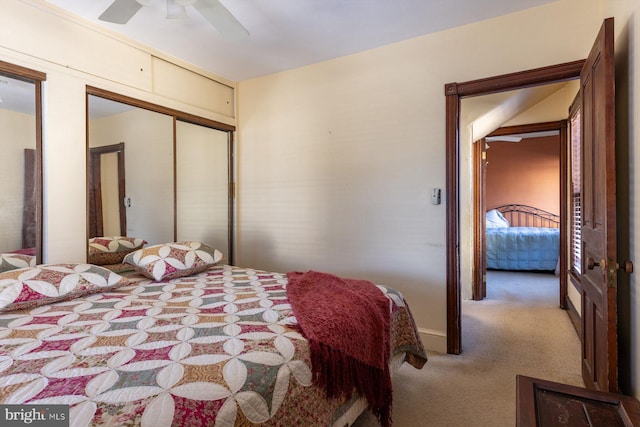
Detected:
[{"left": 43, "top": 0, "right": 558, "bottom": 82}]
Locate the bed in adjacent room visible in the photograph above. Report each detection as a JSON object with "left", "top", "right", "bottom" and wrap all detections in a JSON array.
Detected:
[
  {"left": 486, "top": 204, "right": 560, "bottom": 272},
  {"left": 0, "top": 241, "right": 426, "bottom": 427}
]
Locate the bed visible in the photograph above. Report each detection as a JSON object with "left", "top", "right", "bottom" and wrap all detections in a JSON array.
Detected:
[
  {"left": 486, "top": 204, "right": 560, "bottom": 272},
  {"left": 0, "top": 242, "right": 427, "bottom": 427},
  {"left": 0, "top": 247, "right": 37, "bottom": 274}
]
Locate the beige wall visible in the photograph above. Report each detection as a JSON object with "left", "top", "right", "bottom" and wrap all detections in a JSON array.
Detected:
[
  {"left": 237, "top": 0, "right": 604, "bottom": 352},
  {"left": 0, "top": 0, "right": 235, "bottom": 263}
]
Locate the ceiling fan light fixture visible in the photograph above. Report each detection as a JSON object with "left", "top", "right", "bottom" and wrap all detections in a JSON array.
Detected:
[{"left": 99, "top": 0, "right": 248, "bottom": 39}]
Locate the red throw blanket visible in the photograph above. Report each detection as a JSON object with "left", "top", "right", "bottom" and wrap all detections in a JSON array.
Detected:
[{"left": 286, "top": 271, "right": 392, "bottom": 427}]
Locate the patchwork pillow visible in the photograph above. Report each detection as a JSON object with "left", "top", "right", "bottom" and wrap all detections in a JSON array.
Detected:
[
  {"left": 124, "top": 241, "right": 223, "bottom": 282},
  {"left": 88, "top": 236, "right": 147, "bottom": 265},
  {"left": 0, "top": 263, "right": 130, "bottom": 313},
  {"left": 0, "top": 253, "right": 37, "bottom": 274}
]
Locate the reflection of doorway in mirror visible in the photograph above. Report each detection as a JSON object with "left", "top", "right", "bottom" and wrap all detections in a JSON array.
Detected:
[{"left": 88, "top": 143, "right": 126, "bottom": 238}]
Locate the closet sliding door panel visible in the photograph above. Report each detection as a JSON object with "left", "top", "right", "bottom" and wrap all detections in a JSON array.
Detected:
[{"left": 176, "top": 121, "right": 229, "bottom": 258}]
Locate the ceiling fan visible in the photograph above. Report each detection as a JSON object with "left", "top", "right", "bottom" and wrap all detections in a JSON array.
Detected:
[
  {"left": 98, "top": 0, "right": 249, "bottom": 41},
  {"left": 485, "top": 136, "right": 523, "bottom": 143}
]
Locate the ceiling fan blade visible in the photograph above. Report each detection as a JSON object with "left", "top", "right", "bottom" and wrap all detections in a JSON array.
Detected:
[
  {"left": 193, "top": 0, "right": 249, "bottom": 41},
  {"left": 485, "top": 136, "right": 523, "bottom": 143},
  {"left": 99, "top": 0, "right": 143, "bottom": 24}
]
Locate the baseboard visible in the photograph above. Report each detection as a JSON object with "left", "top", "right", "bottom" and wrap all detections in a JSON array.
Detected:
[
  {"left": 565, "top": 295, "right": 582, "bottom": 340},
  {"left": 418, "top": 328, "right": 447, "bottom": 354}
]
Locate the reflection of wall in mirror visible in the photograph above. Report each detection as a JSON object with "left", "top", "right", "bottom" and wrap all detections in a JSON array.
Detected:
[
  {"left": 89, "top": 108, "right": 174, "bottom": 245},
  {"left": 176, "top": 121, "right": 229, "bottom": 256},
  {"left": 0, "top": 107, "right": 35, "bottom": 253}
]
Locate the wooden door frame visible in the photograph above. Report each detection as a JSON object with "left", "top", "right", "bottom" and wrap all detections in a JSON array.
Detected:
[
  {"left": 472, "top": 138, "right": 487, "bottom": 300},
  {"left": 445, "top": 60, "right": 584, "bottom": 354},
  {"left": 472, "top": 121, "right": 569, "bottom": 307},
  {"left": 0, "top": 61, "right": 45, "bottom": 264}
]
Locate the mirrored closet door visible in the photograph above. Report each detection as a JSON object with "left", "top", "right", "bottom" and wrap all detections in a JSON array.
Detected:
[
  {"left": 176, "top": 121, "right": 231, "bottom": 258},
  {"left": 0, "top": 61, "right": 44, "bottom": 263},
  {"left": 87, "top": 88, "right": 235, "bottom": 264}
]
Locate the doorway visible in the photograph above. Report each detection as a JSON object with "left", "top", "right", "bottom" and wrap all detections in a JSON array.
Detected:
[
  {"left": 473, "top": 120, "right": 570, "bottom": 304},
  {"left": 447, "top": 18, "right": 622, "bottom": 393},
  {"left": 444, "top": 60, "right": 585, "bottom": 354},
  {"left": 88, "top": 142, "right": 126, "bottom": 238}
]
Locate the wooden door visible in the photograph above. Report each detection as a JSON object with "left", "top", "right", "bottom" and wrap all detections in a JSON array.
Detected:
[
  {"left": 22, "top": 149, "right": 37, "bottom": 249},
  {"left": 580, "top": 18, "right": 618, "bottom": 392}
]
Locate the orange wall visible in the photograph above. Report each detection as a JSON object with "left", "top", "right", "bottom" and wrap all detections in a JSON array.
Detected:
[{"left": 485, "top": 135, "right": 560, "bottom": 215}]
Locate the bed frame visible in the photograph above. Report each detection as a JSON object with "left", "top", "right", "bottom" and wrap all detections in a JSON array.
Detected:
[{"left": 494, "top": 204, "right": 560, "bottom": 228}]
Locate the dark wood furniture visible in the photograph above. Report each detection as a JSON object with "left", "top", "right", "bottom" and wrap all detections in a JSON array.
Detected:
[{"left": 516, "top": 375, "right": 640, "bottom": 426}]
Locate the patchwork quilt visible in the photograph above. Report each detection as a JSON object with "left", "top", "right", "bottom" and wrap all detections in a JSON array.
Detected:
[{"left": 0, "top": 265, "right": 426, "bottom": 426}]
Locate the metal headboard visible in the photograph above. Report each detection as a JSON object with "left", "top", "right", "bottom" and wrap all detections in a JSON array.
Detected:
[{"left": 494, "top": 204, "right": 560, "bottom": 228}]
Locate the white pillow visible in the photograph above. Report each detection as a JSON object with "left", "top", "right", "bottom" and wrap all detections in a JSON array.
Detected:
[{"left": 486, "top": 209, "right": 510, "bottom": 228}]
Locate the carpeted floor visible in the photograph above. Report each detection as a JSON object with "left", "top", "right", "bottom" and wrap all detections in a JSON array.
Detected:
[{"left": 353, "top": 270, "right": 583, "bottom": 426}]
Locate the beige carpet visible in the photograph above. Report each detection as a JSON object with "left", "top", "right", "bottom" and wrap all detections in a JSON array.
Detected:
[{"left": 353, "top": 270, "right": 583, "bottom": 427}]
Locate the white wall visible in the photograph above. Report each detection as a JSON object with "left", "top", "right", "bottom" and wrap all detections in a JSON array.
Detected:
[
  {"left": 1, "top": 0, "right": 235, "bottom": 263},
  {"left": 237, "top": 0, "right": 603, "bottom": 353}
]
